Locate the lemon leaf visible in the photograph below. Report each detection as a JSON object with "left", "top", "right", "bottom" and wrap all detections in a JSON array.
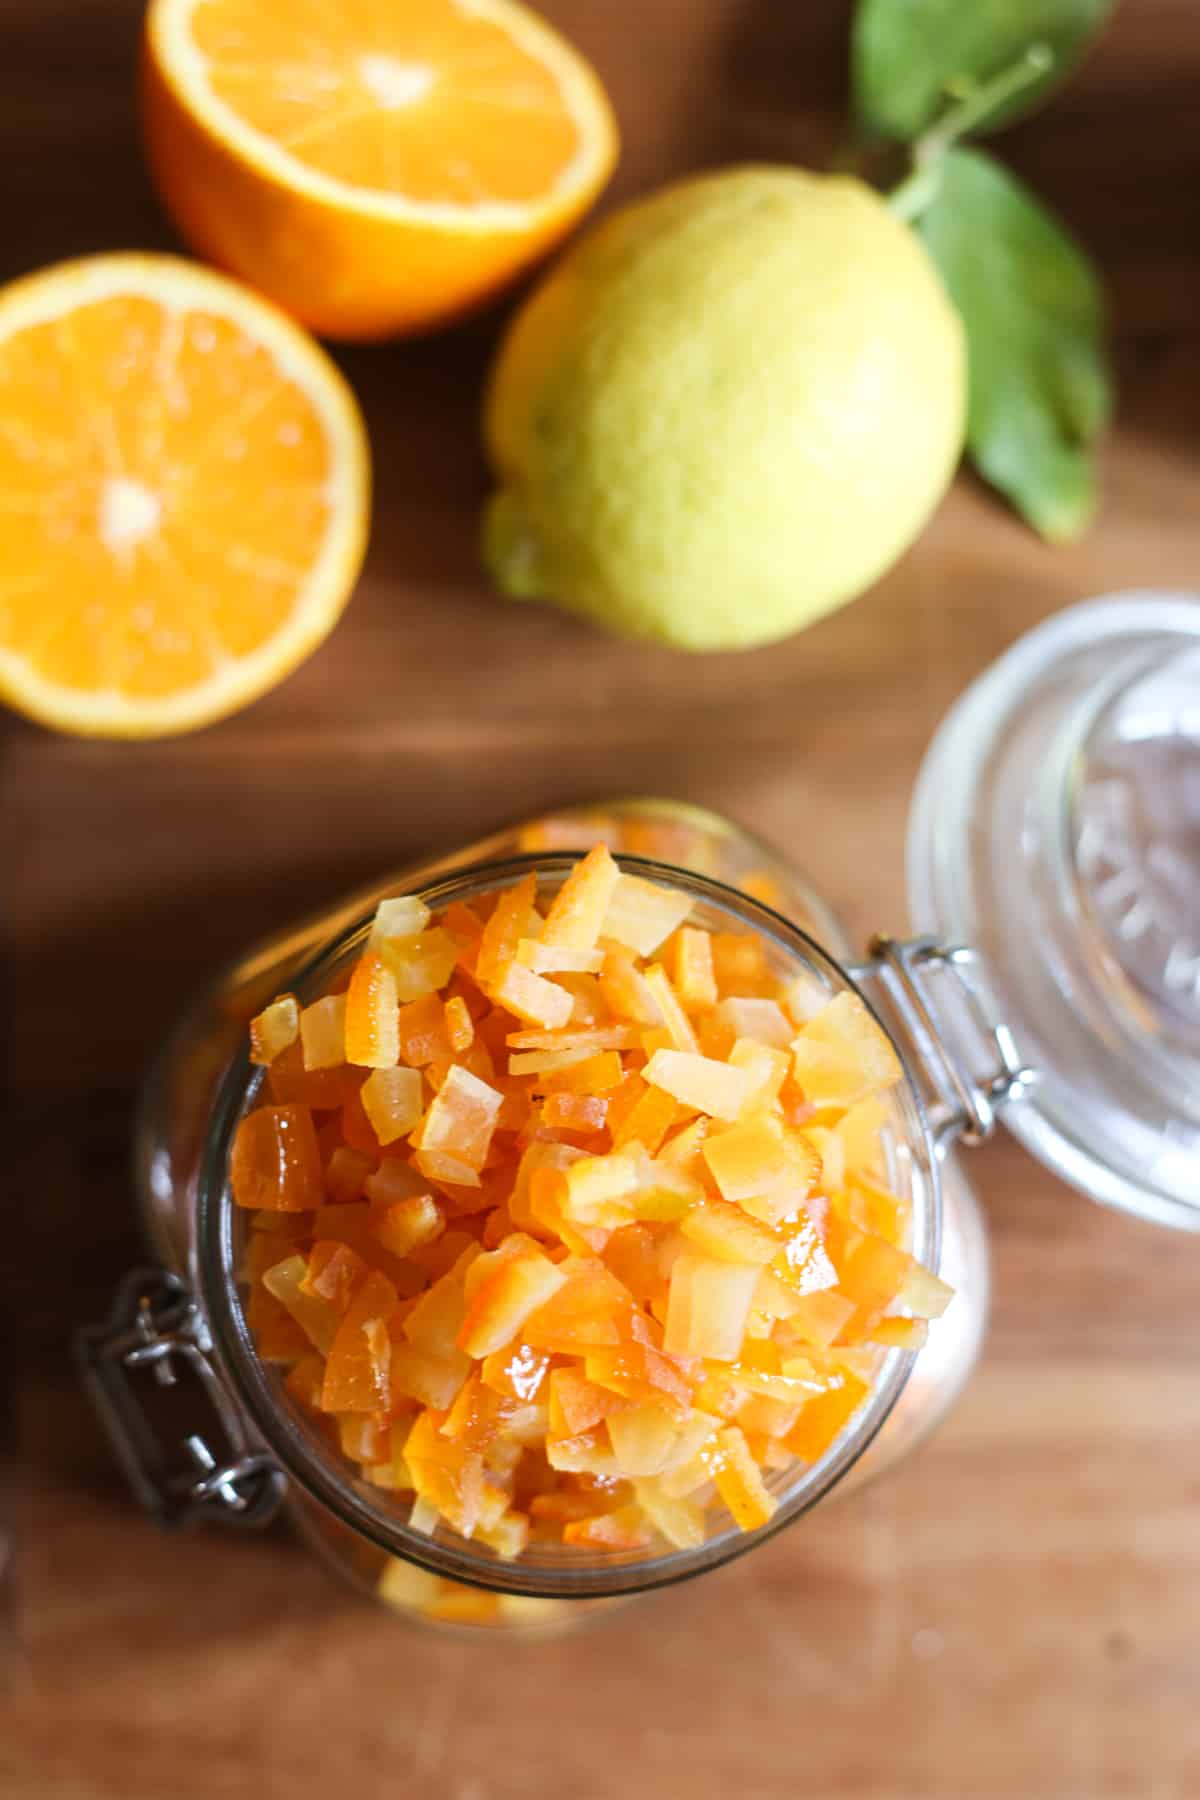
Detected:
[
  {"left": 917, "top": 148, "right": 1111, "bottom": 541},
  {"left": 853, "top": 0, "right": 1115, "bottom": 142}
]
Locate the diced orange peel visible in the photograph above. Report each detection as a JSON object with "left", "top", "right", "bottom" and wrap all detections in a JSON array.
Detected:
[
  {"left": 345, "top": 952, "right": 400, "bottom": 1068},
  {"left": 540, "top": 844, "right": 621, "bottom": 951},
  {"left": 320, "top": 1269, "right": 397, "bottom": 1413},
  {"left": 680, "top": 1199, "right": 782, "bottom": 1266},
  {"left": 443, "top": 995, "right": 475, "bottom": 1056},
  {"left": 395, "top": 992, "right": 453, "bottom": 1068},
  {"left": 299, "top": 995, "right": 348, "bottom": 1071},
  {"left": 458, "top": 1237, "right": 567, "bottom": 1359},
  {"left": 643, "top": 965, "right": 699, "bottom": 1053},
  {"left": 412, "top": 1064, "right": 503, "bottom": 1172},
  {"left": 369, "top": 895, "right": 430, "bottom": 947},
  {"left": 249, "top": 995, "right": 300, "bottom": 1066},
  {"left": 231, "top": 1105, "right": 323, "bottom": 1213},
  {"left": 487, "top": 960, "right": 574, "bottom": 1030},
  {"left": 598, "top": 945, "right": 664, "bottom": 1027},
  {"left": 517, "top": 938, "right": 605, "bottom": 975},
  {"left": 380, "top": 929, "right": 461, "bottom": 1002},
  {"left": 372, "top": 1194, "right": 444, "bottom": 1259},
  {"left": 601, "top": 873, "right": 693, "bottom": 956},
  {"left": 476, "top": 872, "right": 538, "bottom": 986},
  {"left": 708, "top": 1426, "right": 778, "bottom": 1532},
  {"left": 670, "top": 926, "right": 718, "bottom": 1011},
  {"left": 263, "top": 1255, "right": 339, "bottom": 1353},
  {"left": 236, "top": 852, "right": 945, "bottom": 1561},
  {"left": 301, "top": 1239, "right": 368, "bottom": 1312},
  {"left": 703, "top": 1112, "right": 814, "bottom": 1203},
  {"left": 360, "top": 1065, "right": 424, "bottom": 1144},
  {"left": 644, "top": 1049, "right": 757, "bottom": 1121}
]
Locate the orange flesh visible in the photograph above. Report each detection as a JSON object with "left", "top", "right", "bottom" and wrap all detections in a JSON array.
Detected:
[
  {"left": 191, "top": 0, "right": 584, "bottom": 206},
  {"left": 237, "top": 849, "right": 946, "bottom": 1580},
  {"left": 0, "top": 293, "right": 338, "bottom": 700}
]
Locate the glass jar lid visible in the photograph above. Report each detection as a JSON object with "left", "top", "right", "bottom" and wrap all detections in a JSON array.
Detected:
[{"left": 907, "top": 592, "right": 1200, "bottom": 1231}]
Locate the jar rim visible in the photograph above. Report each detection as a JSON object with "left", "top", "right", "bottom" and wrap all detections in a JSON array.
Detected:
[{"left": 195, "top": 851, "right": 941, "bottom": 1599}]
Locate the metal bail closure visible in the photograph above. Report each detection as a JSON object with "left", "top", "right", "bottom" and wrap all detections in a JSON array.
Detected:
[
  {"left": 77, "top": 1267, "right": 286, "bottom": 1530},
  {"left": 852, "top": 937, "right": 1038, "bottom": 1152}
]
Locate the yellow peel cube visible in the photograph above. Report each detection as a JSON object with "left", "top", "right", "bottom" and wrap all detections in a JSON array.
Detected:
[
  {"left": 360, "top": 1065, "right": 423, "bottom": 1144},
  {"left": 728, "top": 1039, "right": 791, "bottom": 1113},
  {"left": 601, "top": 874, "right": 693, "bottom": 956},
  {"left": 634, "top": 1480, "right": 706, "bottom": 1550},
  {"left": 413, "top": 1063, "right": 503, "bottom": 1170},
  {"left": 249, "top": 995, "right": 299, "bottom": 1066},
  {"left": 680, "top": 1200, "right": 781, "bottom": 1266},
  {"left": 390, "top": 1342, "right": 470, "bottom": 1409},
  {"left": 372, "top": 1194, "right": 443, "bottom": 1258},
  {"left": 671, "top": 927, "right": 717, "bottom": 1011},
  {"left": 608, "top": 1403, "right": 681, "bottom": 1477},
  {"left": 517, "top": 938, "right": 605, "bottom": 975},
  {"left": 703, "top": 1113, "right": 803, "bottom": 1202},
  {"left": 789, "top": 1038, "right": 871, "bottom": 1109},
  {"left": 262, "top": 1254, "right": 338, "bottom": 1354},
  {"left": 489, "top": 961, "right": 574, "bottom": 1030},
  {"left": 657, "top": 1116, "right": 710, "bottom": 1174},
  {"left": 797, "top": 993, "right": 901, "bottom": 1090},
  {"left": 644, "top": 1050, "right": 757, "bottom": 1121},
  {"left": 563, "top": 1152, "right": 639, "bottom": 1218},
  {"left": 835, "top": 1095, "right": 888, "bottom": 1176},
  {"left": 779, "top": 971, "right": 832, "bottom": 1027},
  {"left": 380, "top": 928, "right": 461, "bottom": 1002},
  {"left": 370, "top": 895, "right": 430, "bottom": 947},
  {"left": 715, "top": 997, "right": 792, "bottom": 1048},
  {"left": 899, "top": 1263, "right": 954, "bottom": 1319},
  {"left": 663, "top": 1249, "right": 759, "bottom": 1360},
  {"left": 414, "top": 1149, "right": 481, "bottom": 1189},
  {"left": 299, "top": 995, "right": 347, "bottom": 1070}
]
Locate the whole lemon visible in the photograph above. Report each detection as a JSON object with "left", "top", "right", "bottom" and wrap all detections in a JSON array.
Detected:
[{"left": 482, "top": 166, "right": 966, "bottom": 650}]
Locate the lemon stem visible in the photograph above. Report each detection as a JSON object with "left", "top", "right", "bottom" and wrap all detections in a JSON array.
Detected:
[{"left": 888, "top": 44, "right": 1055, "bottom": 223}]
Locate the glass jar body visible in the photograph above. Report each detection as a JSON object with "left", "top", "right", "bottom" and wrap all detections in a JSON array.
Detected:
[{"left": 133, "top": 799, "right": 989, "bottom": 1627}]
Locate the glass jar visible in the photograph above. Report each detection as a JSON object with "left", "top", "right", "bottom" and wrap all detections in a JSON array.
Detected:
[
  {"left": 79, "top": 799, "right": 1014, "bottom": 1629},
  {"left": 80, "top": 591, "right": 1200, "bottom": 1631}
]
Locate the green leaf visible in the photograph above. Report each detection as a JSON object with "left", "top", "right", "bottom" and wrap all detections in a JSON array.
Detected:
[
  {"left": 917, "top": 147, "right": 1111, "bottom": 540},
  {"left": 853, "top": 0, "right": 1115, "bottom": 141}
]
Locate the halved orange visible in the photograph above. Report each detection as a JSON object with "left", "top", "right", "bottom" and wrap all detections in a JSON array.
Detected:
[
  {"left": 142, "top": 0, "right": 619, "bottom": 341},
  {"left": 0, "top": 253, "right": 369, "bottom": 738}
]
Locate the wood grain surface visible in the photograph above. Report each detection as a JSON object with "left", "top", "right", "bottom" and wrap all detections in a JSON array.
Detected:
[{"left": 4, "top": 3, "right": 1200, "bottom": 1797}]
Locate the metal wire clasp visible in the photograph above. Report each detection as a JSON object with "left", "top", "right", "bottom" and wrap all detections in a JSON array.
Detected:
[
  {"left": 852, "top": 937, "right": 1038, "bottom": 1152},
  {"left": 76, "top": 1268, "right": 286, "bottom": 1530}
]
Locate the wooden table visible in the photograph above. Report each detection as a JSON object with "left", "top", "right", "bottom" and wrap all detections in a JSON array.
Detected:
[{"left": 5, "top": 3, "right": 1200, "bottom": 1795}]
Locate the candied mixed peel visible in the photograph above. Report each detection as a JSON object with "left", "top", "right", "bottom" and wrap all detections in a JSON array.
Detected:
[{"left": 235, "top": 846, "right": 951, "bottom": 1567}]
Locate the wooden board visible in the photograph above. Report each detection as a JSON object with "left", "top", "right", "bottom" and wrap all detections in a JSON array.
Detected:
[{"left": 4, "top": 3, "right": 1200, "bottom": 1796}]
